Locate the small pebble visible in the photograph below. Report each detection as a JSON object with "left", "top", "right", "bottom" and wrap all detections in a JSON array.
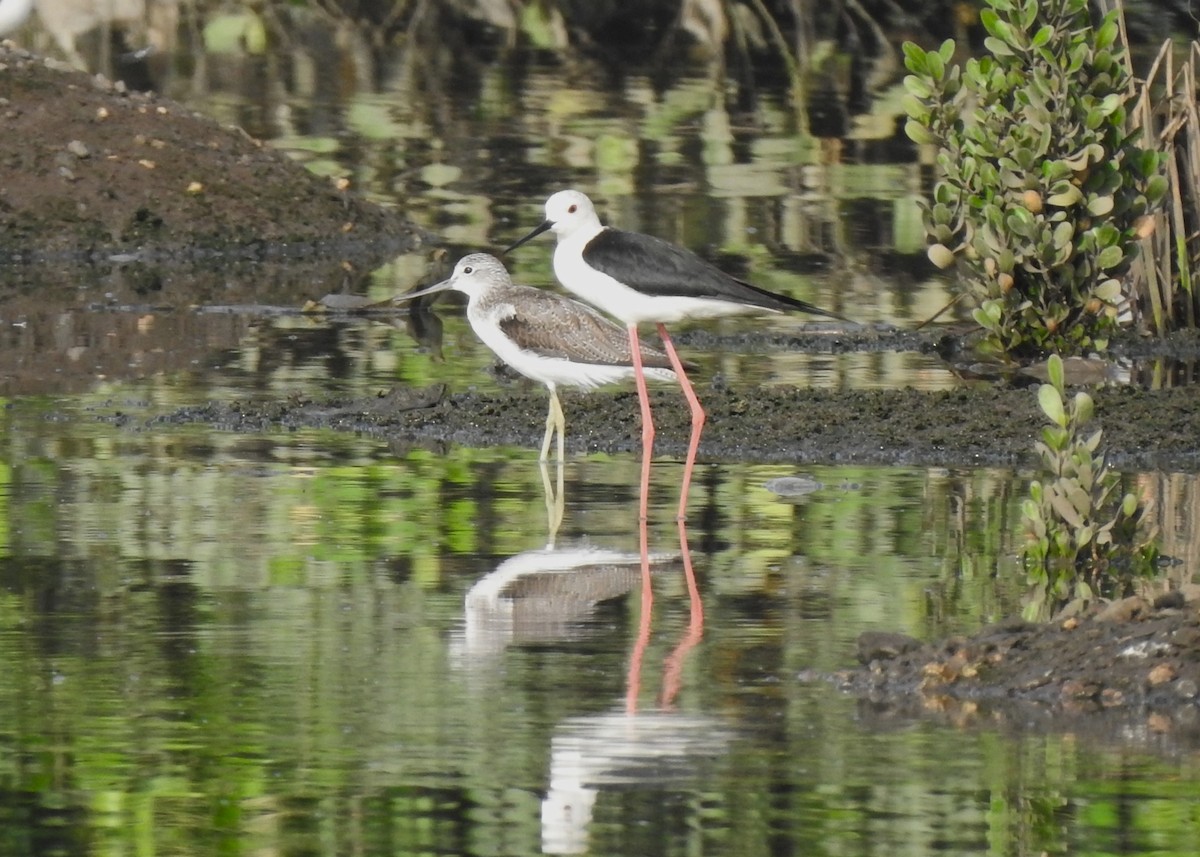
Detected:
[
  {"left": 1147, "top": 662, "right": 1176, "bottom": 686},
  {"left": 66, "top": 139, "right": 89, "bottom": 158}
]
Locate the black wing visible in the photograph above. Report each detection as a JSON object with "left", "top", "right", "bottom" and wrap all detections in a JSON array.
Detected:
[{"left": 583, "top": 228, "right": 848, "bottom": 321}]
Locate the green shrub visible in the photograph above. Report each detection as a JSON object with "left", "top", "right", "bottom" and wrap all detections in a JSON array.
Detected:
[
  {"left": 903, "top": 0, "right": 1167, "bottom": 357},
  {"left": 1020, "top": 355, "right": 1158, "bottom": 618}
]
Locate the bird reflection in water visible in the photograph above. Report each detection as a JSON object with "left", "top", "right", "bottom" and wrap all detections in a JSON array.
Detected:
[
  {"left": 446, "top": 464, "right": 718, "bottom": 856},
  {"left": 541, "top": 521, "right": 719, "bottom": 856},
  {"left": 450, "top": 459, "right": 682, "bottom": 660}
]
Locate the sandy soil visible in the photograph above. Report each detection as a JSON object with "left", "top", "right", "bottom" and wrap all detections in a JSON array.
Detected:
[{"left": 4, "top": 41, "right": 1200, "bottom": 740}]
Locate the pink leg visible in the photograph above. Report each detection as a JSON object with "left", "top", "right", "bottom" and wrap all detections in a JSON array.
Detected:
[
  {"left": 626, "top": 514, "right": 654, "bottom": 714},
  {"left": 656, "top": 324, "right": 705, "bottom": 521},
  {"left": 628, "top": 325, "right": 655, "bottom": 523},
  {"left": 659, "top": 519, "right": 704, "bottom": 709}
]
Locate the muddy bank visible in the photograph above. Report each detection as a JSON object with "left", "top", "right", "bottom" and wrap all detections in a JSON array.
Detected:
[
  {"left": 819, "top": 593, "right": 1200, "bottom": 747},
  {"left": 0, "top": 43, "right": 426, "bottom": 265},
  {"left": 142, "top": 358, "right": 1200, "bottom": 472}
]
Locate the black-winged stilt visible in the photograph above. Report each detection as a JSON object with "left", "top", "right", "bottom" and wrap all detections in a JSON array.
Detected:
[
  {"left": 505, "top": 189, "right": 848, "bottom": 521},
  {"left": 399, "top": 253, "right": 677, "bottom": 463}
]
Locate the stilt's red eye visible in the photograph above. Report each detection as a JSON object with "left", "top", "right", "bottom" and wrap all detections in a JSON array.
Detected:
[{"left": 568, "top": 204, "right": 577, "bottom": 214}]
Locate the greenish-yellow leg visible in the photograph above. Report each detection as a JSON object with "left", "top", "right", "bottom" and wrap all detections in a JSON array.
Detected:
[
  {"left": 540, "top": 388, "right": 566, "bottom": 463},
  {"left": 538, "top": 458, "right": 565, "bottom": 546}
]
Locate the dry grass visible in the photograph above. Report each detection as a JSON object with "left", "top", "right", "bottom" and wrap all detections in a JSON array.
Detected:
[{"left": 1127, "top": 35, "right": 1200, "bottom": 334}]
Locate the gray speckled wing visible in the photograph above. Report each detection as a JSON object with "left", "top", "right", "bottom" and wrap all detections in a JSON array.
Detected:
[{"left": 486, "top": 285, "right": 675, "bottom": 370}]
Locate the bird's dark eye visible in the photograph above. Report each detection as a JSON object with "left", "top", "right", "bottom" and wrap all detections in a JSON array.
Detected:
[
  {"left": 567, "top": 204, "right": 577, "bottom": 214},
  {"left": 463, "top": 266, "right": 473, "bottom": 274}
]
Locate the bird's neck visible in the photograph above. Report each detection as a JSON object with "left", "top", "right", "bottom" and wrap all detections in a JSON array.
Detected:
[{"left": 558, "top": 222, "right": 604, "bottom": 253}]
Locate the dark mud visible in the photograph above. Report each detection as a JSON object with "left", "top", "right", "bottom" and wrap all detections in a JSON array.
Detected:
[
  {"left": 0, "top": 43, "right": 427, "bottom": 266},
  {"left": 142, "top": 359, "right": 1200, "bottom": 471},
  {"left": 5, "top": 42, "right": 1200, "bottom": 739},
  {"left": 822, "top": 592, "right": 1200, "bottom": 749}
]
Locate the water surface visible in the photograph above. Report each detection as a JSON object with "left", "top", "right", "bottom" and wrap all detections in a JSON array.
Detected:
[{"left": 3, "top": 7, "right": 1200, "bottom": 855}]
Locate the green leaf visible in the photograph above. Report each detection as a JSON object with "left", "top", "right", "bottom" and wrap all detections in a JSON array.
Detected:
[
  {"left": 1096, "top": 15, "right": 1119, "bottom": 50},
  {"left": 1019, "top": 0, "right": 1037, "bottom": 29},
  {"left": 984, "top": 36, "right": 1015, "bottom": 57},
  {"left": 1095, "top": 222, "right": 1121, "bottom": 247},
  {"left": 904, "top": 119, "right": 935, "bottom": 145},
  {"left": 1041, "top": 424, "right": 1070, "bottom": 451},
  {"left": 1137, "top": 149, "right": 1162, "bottom": 176},
  {"left": 1047, "top": 353, "right": 1065, "bottom": 390},
  {"left": 1087, "top": 195, "right": 1114, "bottom": 216},
  {"left": 1097, "top": 244, "right": 1124, "bottom": 269},
  {"left": 1146, "top": 174, "right": 1168, "bottom": 202},
  {"left": 1094, "top": 279, "right": 1123, "bottom": 302},
  {"left": 1065, "top": 481, "right": 1092, "bottom": 516},
  {"left": 1047, "top": 184, "right": 1083, "bottom": 207},
  {"left": 902, "top": 93, "right": 931, "bottom": 121},
  {"left": 1052, "top": 220, "right": 1074, "bottom": 249},
  {"left": 902, "top": 41, "right": 930, "bottom": 74},
  {"left": 1098, "top": 93, "right": 1123, "bottom": 116},
  {"left": 1049, "top": 487, "right": 1085, "bottom": 528},
  {"left": 1073, "top": 392, "right": 1094, "bottom": 425},
  {"left": 1039, "top": 384, "right": 1067, "bottom": 428},
  {"left": 1077, "top": 459, "right": 1094, "bottom": 492},
  {"left": 1030, "top": 24, "right": 1053, "bottom": 48},
  {"left": 980, "top": 8, "right": 1002, "bottom": 38},
  {"left": 1122, "top": 493, "right": 1138, "bottom": 517},
  {"left": 972, "top": 306, "right": 1000, "bottom": 331},
  {"left": 903, "top": 75, "right": 933, "bottom": 99},
  {"left": 1043, "top": 160, "right": 1074, "bottom": 182},
  {"left": 927, "top": 50, "right": 945, "bottom": 82}
]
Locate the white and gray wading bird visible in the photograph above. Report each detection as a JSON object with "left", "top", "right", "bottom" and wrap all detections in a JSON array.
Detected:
[
  {"left": 506, "top": 189, "right": 850, "bottom": 518},
  {"left": 399, "top": 253, "right": 678, "bottom": 462}
]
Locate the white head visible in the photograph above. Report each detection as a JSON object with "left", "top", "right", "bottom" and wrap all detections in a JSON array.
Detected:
[
  {"left": 401, "top": 253, "right": 512, "bottom": 302},
  {"left": 505, "top": 189, "right": 603, "bottom": 252},
  {"left": 542, "top": 189, "right": 602, "bottom": 238}
]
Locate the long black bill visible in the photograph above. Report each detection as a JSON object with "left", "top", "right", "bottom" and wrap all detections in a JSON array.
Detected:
[{"left": 504, "top": 219, "right": 553, "bottom": 254}]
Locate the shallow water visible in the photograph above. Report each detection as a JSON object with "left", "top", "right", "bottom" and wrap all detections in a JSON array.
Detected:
[
  {"left": 5, "top": 395, "right": 1200, "bottom": 854},
  {"left": 4, "top": 6, "right": 1200, "bottom": 855}
]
